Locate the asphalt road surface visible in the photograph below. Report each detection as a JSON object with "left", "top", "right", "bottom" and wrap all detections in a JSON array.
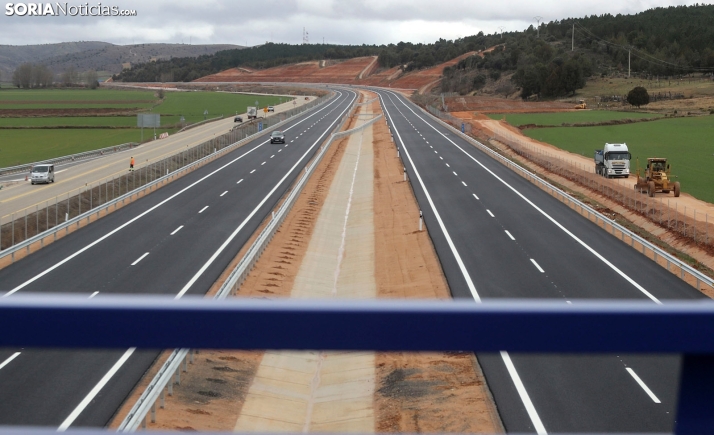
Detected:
[
  {"left": 0, "top": 89, "right": 356, "bottom": 428},
  {"left": 0, "top": 95, "right": 317, "bottom": 219},
  {"left": 374, "top": 88, "right": 705, "bottom": 434}
]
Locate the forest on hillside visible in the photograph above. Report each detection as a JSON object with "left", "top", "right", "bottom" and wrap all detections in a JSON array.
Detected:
[{"left": 113, "top": 4, "right": 714, "bottom": 100}]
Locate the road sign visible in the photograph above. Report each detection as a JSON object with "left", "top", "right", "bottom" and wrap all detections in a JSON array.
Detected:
[
  {"left": 263, "top": 107, "right": 269, "bottom": 113},
  {"left": 461, "top": 123, "right": 465, "bottom": 133},
  {"left": 137, "top": 114, "right": 160, "bottom": 128},
  {"left": 258, "top": 122, "right": 263, "bottom": 132}
]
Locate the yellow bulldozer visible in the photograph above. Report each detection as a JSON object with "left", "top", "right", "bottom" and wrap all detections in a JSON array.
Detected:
[
  {"left": 634, "top": 157, "right": 680, "bottom": 197},
  {"left": 574, "top": 99, "right": 587, "bottom": 109}
]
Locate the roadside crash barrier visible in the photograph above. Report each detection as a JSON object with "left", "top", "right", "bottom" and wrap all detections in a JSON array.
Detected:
[
  {"left": 409, "top": 98, "right": 714, "bottom": 295},
  {"left": 117, "top": 93, "right": 362, "bottom": 431},
  {"left": 0, "top": 93, "right": 335, "bottom": 267}
]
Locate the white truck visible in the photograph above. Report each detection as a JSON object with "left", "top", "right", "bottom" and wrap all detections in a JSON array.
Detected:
[
  {"left": 595, "top": 143, "right": 631, "bottom": 178},
  {"left": 246, "top": 106, "right": 258, "bottom": 120}
]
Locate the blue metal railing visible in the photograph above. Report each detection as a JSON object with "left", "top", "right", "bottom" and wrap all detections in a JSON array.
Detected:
[{"left": 1, "top": 295, "right": 713, "bottom": 434}]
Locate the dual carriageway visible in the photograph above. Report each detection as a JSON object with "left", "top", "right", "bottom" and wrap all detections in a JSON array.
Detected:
[{"left": 0, "top": 86, "right": 707, "bottom": 434}]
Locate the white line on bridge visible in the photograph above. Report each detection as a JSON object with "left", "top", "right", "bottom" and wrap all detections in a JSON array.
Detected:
[
  {"left": 0, "top": 352, "right": 21, "bottom": 371},
  {"left": 131, "top": 252, "right": 149, "bottom": 266},
  {"left": 626, "top": 368, "right": 661, "bottom": 403}
]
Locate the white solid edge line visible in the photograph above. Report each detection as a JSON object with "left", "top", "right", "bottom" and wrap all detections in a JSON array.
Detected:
[
  {"left": 131, "top": 252, "right": 149, "bottom": 266},
  {"left": 88, "top": 291, "right": 99, "bottom": 298},
  {"left": 2, "top": 91, "right": 345, "bottom": 298},
  {"left": 53, "top": 91, "right": 353, "bottom": 429},
  {"left": 505, "top": 230, "right": 515, "bottom": 241},
  {"left": 198, "top": 206, "right": 209, "bottom": 214},
  {"left": 0, "top": 352, "right": 21, "bottom": 371},
  {"left": 220, "top": 191, "right": 228, "bottom": 197},
  {"left": 170, "top": 225, "right": 183, "bottom": 235},
  {"left": 626, "top": 367, "right": 661, "bottom": 403},
  {"left": 531, "top": 258, "right": 545, "bottom": 273},
  {"left": 174, "top": 90, "right": 357, "bottom": 299},
  {"left": 386, "top": 89, "right": 661, "bottom": 305},
  {"left": 380, "top": 92, "right": 479, "bottom": 301},
  {"left": 500, "top": 351, "right": 549, "bottom": 434},
  {"left": 58, "top": 348, "right": 136, "bottom": 431},
  {"left": 381, "top": 90, "right": 545, "bottom": 434},
  {"left": 487, "top": 210, "right": 494, "bottom": 217}
]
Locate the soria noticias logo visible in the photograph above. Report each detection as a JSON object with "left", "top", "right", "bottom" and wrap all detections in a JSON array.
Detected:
[{"left": 5, "top": 3, "right": 137, "bottom": 16}]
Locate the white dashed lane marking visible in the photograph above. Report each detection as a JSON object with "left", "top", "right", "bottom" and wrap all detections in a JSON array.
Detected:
[
  {"left": 473, "top": 194, "right": 479, "bottom": 200},
  {"left": 462, "top": 181, "right": 467, "bottom": 186},
  {"left": 171, "top": 225, "right": 183, "bottom": 235},
  {"left": 261, "top": 162, "right": 266, "bottom": 165},
  {"left": 505, "top": 230, "right": 515, "bottom": 241},
  {"left": 199, "top": 206, "right": 209, "bottom": 214},
  {"left": 250, "top": 169, "right": 256, "bottom": 174},
  {"left": 530, "top": 259, "right": 545, "bottom": 273},
  {"left": 131, "top": 252, "right": 149, "bottom": 266},
  {"left": 237, "top": 179, "right": 243, "bottom": 184},
  {"left": 626, "top": 368, "right": 661, "bottom": 403},
  {"left": 486, "top": 209, "right": 494, "bottom": 217},
  {"left": 0, "top": 353, "right": 21, "bottom": 371},
  {"left": 220, "top": 191, "right": 228, "bottom": 197}
]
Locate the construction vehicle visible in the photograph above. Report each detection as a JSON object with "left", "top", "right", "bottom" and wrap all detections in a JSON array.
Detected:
[
  {"left": 246, "top": 106, "right": 258, "bottom": 120},
  {"left": 575, "top": 99, "right": 587, "bottom": 109},
  {"left": 595, "top": 143, "right": 631, "bottom": 178},
  {"left": 634, "top": 157, "right": 680, "bottom": 197}
]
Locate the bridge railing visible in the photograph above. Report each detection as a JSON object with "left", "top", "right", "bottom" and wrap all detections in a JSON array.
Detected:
[{"left": 0, "top": 296, "right": 713, "bottom": 434}]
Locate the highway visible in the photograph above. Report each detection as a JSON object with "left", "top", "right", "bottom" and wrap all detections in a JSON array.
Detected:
[
  {"left": 0, "top": 95, "right": 317, "bottom": 220},
  {"left": 0, "top": 89, "right": 356, "bottom": 428},
  {"left": 374, "top": 88, "right": 705, "bottom": 434}
]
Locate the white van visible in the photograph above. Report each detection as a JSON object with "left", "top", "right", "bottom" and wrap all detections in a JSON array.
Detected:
[{"left": 30, "top": 164, "right": 55, "bottom": 185}]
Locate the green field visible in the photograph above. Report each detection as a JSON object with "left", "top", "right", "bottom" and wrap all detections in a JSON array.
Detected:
[
  {"left": 0, "top": 89, "right": 294, "bottom": 166},
  {"left": 0, "top": 117, "right": 140, "bottom": 127},
  {"left": 522, "top": 116, "right": 714, "bottom": 203},
  {"left": 487, "top": 111, "right": 661, "bottom": 126},
  {"left": 0, "top": 129, "right": 153, "bottom": 167},
  {"left": 0, "top": 88, "right": 158, "bottom": 109},
  {"left": 153, "top": 92, "right": 288, "bottom": 124}
]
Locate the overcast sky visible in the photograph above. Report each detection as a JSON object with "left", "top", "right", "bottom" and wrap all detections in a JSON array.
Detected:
[{"left": 1, "top": 0, "right": 711, "bottom": 47}]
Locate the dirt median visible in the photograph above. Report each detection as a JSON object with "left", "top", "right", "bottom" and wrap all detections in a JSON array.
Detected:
[{"left": 118, "top": 92, "right": 503, "bottom": 432}]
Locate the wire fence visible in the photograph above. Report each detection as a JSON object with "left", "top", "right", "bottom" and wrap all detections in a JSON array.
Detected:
[{"left": 0, "top": 95, "right": 331, "bottom": 253}]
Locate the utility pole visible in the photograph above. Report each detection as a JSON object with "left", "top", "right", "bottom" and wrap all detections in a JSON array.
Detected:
[
  {"left": 628, "top": 49, "right": 631, "bottom": 78},
  {"left": 572, "top": 23, "right": 575, "bottom": 51},
  {"left": 498, "top": 26, "right": 505, "bottom": 39},
  {"left": 533, "top": 16, "right": 542, "bottom": 38}
]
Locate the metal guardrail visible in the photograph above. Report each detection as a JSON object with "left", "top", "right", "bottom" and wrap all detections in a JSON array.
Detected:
[
  {"left": 2, "top": 296, "right": 714, "bottom": 434},
  {"left": 0, "top": 142, "right": 139, "bottom": 177},
  {"left": 0, "top": 92, "right": 336, "bottom": 264},
  {"left": 117, "top": 93, "right": 359, "bottom": 431},
  {"left": 176, "top": 115, "right": 224, "bottom": 133},
  {"left": 409, "top": 96, "right": 714, "bottom": 292}
]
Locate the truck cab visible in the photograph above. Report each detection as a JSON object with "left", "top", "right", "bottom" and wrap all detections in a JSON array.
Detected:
[{"left": 595, "top": 143, "right": 631, "bottom": 178}]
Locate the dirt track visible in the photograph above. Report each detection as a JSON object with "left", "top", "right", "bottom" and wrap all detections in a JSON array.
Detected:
[{"left": 452, "top": 111, "right": 714, "bottom": 278}]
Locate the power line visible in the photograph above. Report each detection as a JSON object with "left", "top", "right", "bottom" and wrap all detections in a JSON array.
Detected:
[{"left": 572, "top": 22, "right": 712, "bottom": 72}]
